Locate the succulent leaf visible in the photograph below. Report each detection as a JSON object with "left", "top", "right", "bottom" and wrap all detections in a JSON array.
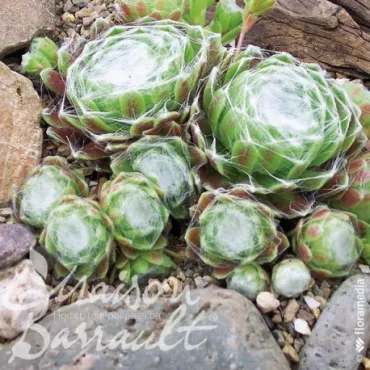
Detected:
[{"left": 21, "top": 37, "right": 58, "bottom": 76}]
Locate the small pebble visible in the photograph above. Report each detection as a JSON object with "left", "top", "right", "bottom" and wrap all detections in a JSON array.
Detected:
[
  {"left": 62, "top": 12, "right": 76, "bottom": 23},
  {"left": 272, "top": 330, "right": 285, "bottom": 348},
  {"left": 297, "top": 309, "right": 315, "bottom": 323},
  {"left": 0, "top": 217, "right": 6, "bottom": 223},
  {"left": 0, "top": 208, "right": 12, "bottom": 216},
  {"left": 167, "top": 276, "right": 183, "bottom": 295},
  {"left": 303, "top": 295, "right": 320, "bottom": 310},
  {"left": 272, "top": 313, "right": 282, "bottom": 324},
  {"left": 194, "top": 276, "right": 207, "bottom": 289},
  {"left": 75, "top": 7, "right": 93, "bottom": 18},
  {"left": 294, "top": 338, "right": 305, "bottom": 353},
  {"left": 282, "top": 344, "right": 299, "bottom": 363},
  {"left": 294, "top": 318, "right": 311, "bottom": 335},
  {"left": 359, "top": 264, "right": 370, "bottom": 274},
  {"left": 162, "top": 282, "right": 172, "bottom": 294},
  {"left": 282, "top": 331, "right": 294, "bottom": 345},
  {"left": 283, "top": 299, "right": 300, "bottom": 322},
  {"left": 363, "top": 357, "right": 370, "bottom": 370},
  {"left": 256, "top": 292, "right": 280, "bottom": 314}
]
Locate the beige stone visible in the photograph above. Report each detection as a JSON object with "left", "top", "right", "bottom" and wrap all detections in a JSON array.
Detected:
[
  {"left": 0, "top": 62, "right": 42, "bottom": 205},
  {"left": 0, "top": 0, "right": 55, "bottom": 58}
]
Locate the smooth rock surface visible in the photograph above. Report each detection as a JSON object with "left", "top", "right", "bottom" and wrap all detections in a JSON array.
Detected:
[
  {"left": 0, "top": 62, "right": 43, "bottom": 205},
  {"left": 0, "top": 224, "right": 35, "bottom": 269},
  {"left": 0, "top": 259, "right": 49, "bottom": 340},
  {"left": 299, "top": 274, "right": 370, "bottom": 370},
  {"left": 0, "top": 287, "right": 290, "bottom": 369},
  {"left": 0, "top": 0, "right": 55, "bottom": 59}
]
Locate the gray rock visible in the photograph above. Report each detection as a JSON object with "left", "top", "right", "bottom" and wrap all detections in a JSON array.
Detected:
[
  {"left": 0, "top": 0, "right": 55, "bottom": 59},
  {"left": 0, "top": 287, "right": 290, "bottom": 370},
  {"left": 0, "top": 224, "right": 35, "bottom": 269},
  {"left": 299, "top": 274, "right": 370, "bottom": 370},
  {"left": 0, "top": 62, "right": 43, "bottom": 205}
]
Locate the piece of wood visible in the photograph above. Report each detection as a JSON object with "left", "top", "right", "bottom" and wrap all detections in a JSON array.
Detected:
[{"left": 240, "top": 0, "right": 370, "bottom": 78}]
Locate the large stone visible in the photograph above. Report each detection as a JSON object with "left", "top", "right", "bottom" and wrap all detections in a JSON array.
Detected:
[
  {"left": 0, "top": 224, "right": 36, "bottom": 269},
  {"left": 0, "top": 287, "right": 290, "bottom": 369},
  {"left": 0, "top": 0, "right": 55, "bottom": 59},
  {"left": 299, "top": 274, "right": 370, "bottom": 370},
  {"left": 0, "top": 62, "right": 43, "bottom": 205},
  {"left": 0, "top": 259, "right": 49, "bottom": 340}
]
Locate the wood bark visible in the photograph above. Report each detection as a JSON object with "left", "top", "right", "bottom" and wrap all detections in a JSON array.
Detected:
[{"left": 240, "top": 0, "right": 370, "bottom": 78}]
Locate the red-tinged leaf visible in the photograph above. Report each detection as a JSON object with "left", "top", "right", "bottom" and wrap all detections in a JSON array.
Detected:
[
  {"left": 185, "top": 227, "right": 201, "bottom": 248},
  {"left": 306, "top": 225, "right": 322, "bottom": 239},
  {"left": 213, "top": 266, "right": 234, "bottom": 279},
  {"left": 76, "top": 142, "right": 108, "bottom": 160},
  {"left": 169, "top": 10, "right": 182, "bottom": 21},
  {"left": 40, "top": 69, "right": 66, "bottom": 95},
  {"left": 136, "top": 1, "right": 147, "bottom": 16},
  {"left": 297, "top": 243, "right": 311, "bottom": 263},
  {"left": 311, "top": 207, "right": 330, "bottom": 219},
  {"left": 341, "top": 189, "right": 362, "bottom": 208}
]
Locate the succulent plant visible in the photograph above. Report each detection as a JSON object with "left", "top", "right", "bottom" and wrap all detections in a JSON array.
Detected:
[
  {"left": 22, "top": 37, "right": 58, "bottom": 76},
  {"left": 196, "top": 46, "right": 364, "bottom": 194},
  {"left": 24, "top": 21, "right": 225, "bottom": 159},
  {"left": 185, "top": 188, "right": 289, "bottom": 278},
  {"left": 340, "top": 81, "right": 370, "bottom": 138},
  {"left": 292, "top": 207, "right": 364, "bottom": 278},
  {"left": 359, "top": 220, "right": 370, "bottom": 265},
  {"left": 226, "top": 263, "right": 269, "bottom": 300},
  {"left": 112, "top": 249, "right": 176, "bottom": 285},
  {"left": 13, "top": 157, "right": 88, "bottom": 228},
  {"left": 40, "top": 196, "right": 115, "bottom": 279},
  {"left": 111, "top": 136, "right": 206, "bottom": 219},
  {"left": 272, "top": 258, "right": 311, "bottom": 298},
  {"left": 322, "top": 151, "right": 370, "bottom": 223},
  {"left": 207, "top": 0, "right": 243, "bottom": 45},
  {"left": 100, "top": 172, "right": 170, "bottom": 252},
  {"left": 117, "top": 0, "right": 185, "bottom": 22}
]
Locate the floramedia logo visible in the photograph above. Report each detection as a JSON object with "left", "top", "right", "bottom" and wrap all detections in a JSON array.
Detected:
[{"left": 355, "top": 277, "right": 366, "bottom": 363}]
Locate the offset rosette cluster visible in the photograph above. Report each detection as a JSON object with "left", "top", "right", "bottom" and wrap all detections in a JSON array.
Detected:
[
  {"left": 185, "top": 188, "right": 289, "bottom": 278},
  {"left": 111, "top": 136, "right": 206, "bottom": 219},
  {"left": 292, "top": 207, "right": 364, "bottom": 278},
  {"left": 13, "top": 157, "right": 88, "bottom": 228},
  {"left": 100, "top": 172, "right": 170, "bottom": 253},
  {"left": 197, "top": 46, "right": 364, "bottom": 194},
  {"left": 40, "top": 196, "right": 115, "bottom": 279}
]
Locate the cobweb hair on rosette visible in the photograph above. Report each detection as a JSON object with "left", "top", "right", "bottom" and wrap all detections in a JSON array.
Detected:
[
  {"left": 39, "top": 196, "right": 116, "bottom": 279},
  {"left": 23, "top": 20, "right": 226, "bottom": 160},
  {"left": 192, "top": 45, "right": 365, "bottom": 197},
  {"left": 99, "top": 172, "right": 171, "bottom": 257},
  {"left": 111, "top": 136, "right": 207, "bottom": 219},
  {"left": 185, "top": 187, "right": 289, "bottom": 279},
  {"left": 13, "top": 156, "right": 89, "bottom": 229},
  {"left": 292, "top": 206, "right": 364, "bottom": 279}
]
